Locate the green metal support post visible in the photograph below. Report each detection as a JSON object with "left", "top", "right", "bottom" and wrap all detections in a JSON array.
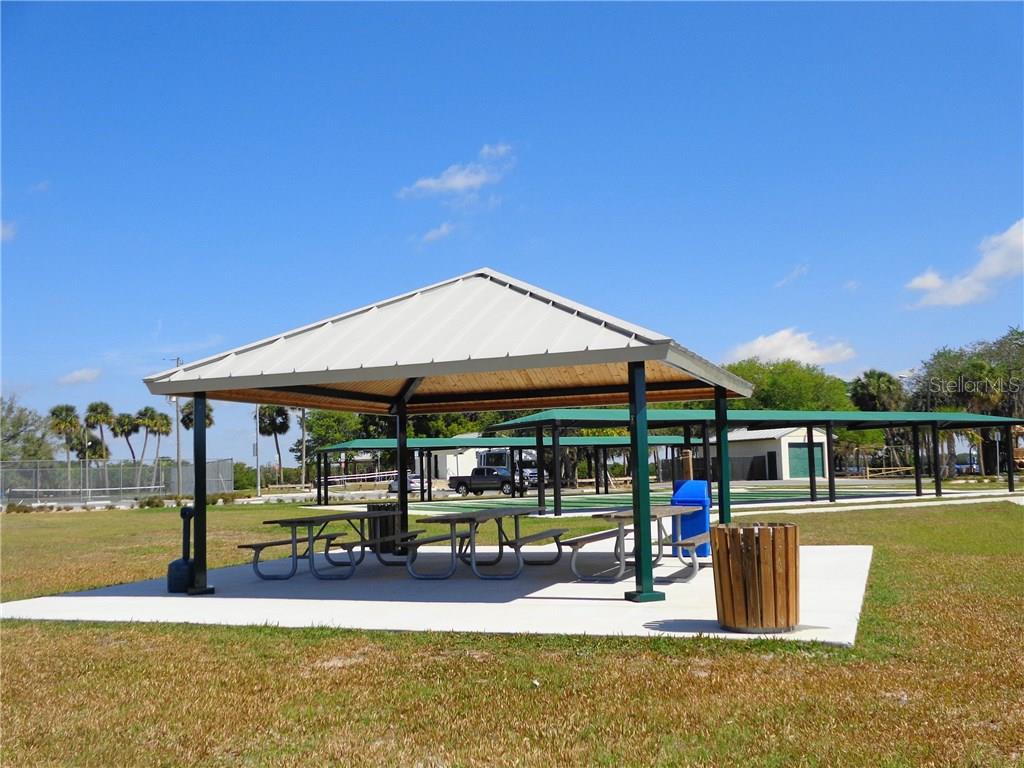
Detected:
[
  {"left": 912, "top": 426, "right": 923, "bottom": 496},
  {"left": 714, "top": 387, "right": 732, "bottom": 524},
  {"left": 825, "top": 423, "right": 836, "bottom": 502},
  {"left": 396, "top": 402, "right": 409, "bottom": 533},
  {"left": 535, "top": 426, "right": 546, "bottom": 512},
  {"left": 807, "top": 426, "right": 818, "bottom": 502},
  {"left": 188, "top": 393, "right": 214, "bottom": 595},
  {"left": 1005, "top": 425, "right": 1016, "bottom": 493},
  {"left": 625, "top": 361, "right": 664, "bottom": 603},
  {"left": 551, "top": 426, "right": 562, "bottom": 517},
  {"left": 702, "top": 421, "right": 712, "bottom": 484}
]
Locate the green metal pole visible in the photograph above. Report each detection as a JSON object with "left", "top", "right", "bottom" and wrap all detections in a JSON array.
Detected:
[
  {"left": 625, "top": 361, "right": 663, "bottom": 603},
  {"left": 714, "top": 387, "right": 732, "bottom": 524},
  {"left": 1005, "top": 425, "right": 1015, "bottom": 493}
]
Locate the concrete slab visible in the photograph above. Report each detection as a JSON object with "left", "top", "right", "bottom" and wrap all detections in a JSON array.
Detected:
[{"left": 0, "top": 542, "right": 873, "bottom": 647}]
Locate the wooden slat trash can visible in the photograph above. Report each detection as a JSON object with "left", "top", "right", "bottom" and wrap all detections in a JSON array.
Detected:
[{"left": 710, "top": 523, "right": 799, "bottom": 633}]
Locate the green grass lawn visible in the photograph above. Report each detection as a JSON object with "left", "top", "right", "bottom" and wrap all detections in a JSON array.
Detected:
[{"left": 2, "top": 501, "right": 1023, "bottom": 766}]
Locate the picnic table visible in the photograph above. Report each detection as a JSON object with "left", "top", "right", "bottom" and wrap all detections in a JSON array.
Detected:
[
  {"left": 562, "top": 504, "right": 704, "bottom": 582},
  {"left": 243, "top": 507, "right": 418, "bottom": 580},
  {"left": 408, "top": 507, "right": 567, "bottom": 580}
]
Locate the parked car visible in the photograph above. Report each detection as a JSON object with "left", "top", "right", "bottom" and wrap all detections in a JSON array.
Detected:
[
  {"left": 388, "top": 473, "right": 424, "bottom": 493},
  {"left": 521, "top": 467, "right": 548, "bottom": 487},
  {"left": 447, "top": 467, "right": 514, "bottom": 496}
]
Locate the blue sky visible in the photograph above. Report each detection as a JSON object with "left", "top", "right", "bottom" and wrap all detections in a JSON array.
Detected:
[{"left": 2, "top": 2, "right": 1022, "bottom": 464}]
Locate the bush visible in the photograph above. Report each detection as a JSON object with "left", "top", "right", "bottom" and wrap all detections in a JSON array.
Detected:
[
  {"left": 138, "top": 496, "right": 165, "bottom": 508},
  {"left": 4, "top": 503, "right": 34, "bottom": 514}
]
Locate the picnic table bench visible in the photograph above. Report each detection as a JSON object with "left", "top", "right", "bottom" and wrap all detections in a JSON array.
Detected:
[
  {"left": 410, "top": 507, "right": 566, "bottom": 580},
  {"left": 562, "top": 504, "right": 703, "bottom": 582},
  {"left": 240, "top": 507, "right": 417, "bottom": 581}
]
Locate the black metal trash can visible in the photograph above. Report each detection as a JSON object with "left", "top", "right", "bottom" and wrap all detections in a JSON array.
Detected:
[{"left": 367, "top": 501, "right": 400, "bottom": 554}]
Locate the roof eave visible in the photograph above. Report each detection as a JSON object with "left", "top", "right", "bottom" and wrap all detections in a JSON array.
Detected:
[{"left": 144, "top": 343, "right": 679, "bottom": 397}]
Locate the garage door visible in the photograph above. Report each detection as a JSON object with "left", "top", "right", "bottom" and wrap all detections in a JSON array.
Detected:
[{"left": 788, "top": 443, "right": 825, "bottom": 478}]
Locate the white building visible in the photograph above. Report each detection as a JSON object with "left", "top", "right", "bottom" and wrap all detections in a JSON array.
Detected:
[{"left": 712, "top": 427, "right": 829, "bottom": 481}]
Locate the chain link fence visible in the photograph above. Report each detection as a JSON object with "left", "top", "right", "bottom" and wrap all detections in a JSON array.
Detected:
[{"left": 1, "top": 459, "right": 233, "bottom": 505}]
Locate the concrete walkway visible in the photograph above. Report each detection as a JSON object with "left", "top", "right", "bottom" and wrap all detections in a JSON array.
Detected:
[{"left": 0, "top": 541, "right": 873, "bottom": 647}]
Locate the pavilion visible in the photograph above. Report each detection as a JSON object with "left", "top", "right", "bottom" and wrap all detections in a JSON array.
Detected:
[
  {"left": 144, "top": 268, "right": 752, "bottom": 602},
  {"left": 487, "top": 407, "right": 1021, "bottom": 511},
  {"left": 315, "top": 434, "right": 702, "bottom": 505}
]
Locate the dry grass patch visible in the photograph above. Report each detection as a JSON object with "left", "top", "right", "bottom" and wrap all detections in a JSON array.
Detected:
[{"left": 1, "top": 501, "right": 1022, "bottom": 766}]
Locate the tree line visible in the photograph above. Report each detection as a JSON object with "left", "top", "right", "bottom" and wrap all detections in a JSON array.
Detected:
[{"left": 4, "top": 327, "right": 1019, "bottom": 480}]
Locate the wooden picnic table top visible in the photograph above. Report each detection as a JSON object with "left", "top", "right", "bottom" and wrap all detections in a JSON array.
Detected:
[
  {"left": 263, "top": 507, "right": 401, "bottom": 527},
  {"left": 416, "top": 507, "right": 540, "bottom": 525},
  {"left": 592, "top": 504, "right": 702, "bottom": 521}
]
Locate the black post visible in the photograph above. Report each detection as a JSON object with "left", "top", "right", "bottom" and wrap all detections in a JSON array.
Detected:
[
  {"left": 552, "top": 426, "right": 562, "bottom": 517},
  {"left": 602, "top": 447, "right": 610, "bottom": 494},
  {"left": 931, "top": 422, "right": 942, "bottom": 497},
  {"left": 806, "top": 426, "right": 818, "bottom": 502},
  {"left": 825, "top": 423, "right": 836, "bottom": 503},
  {"left": 535, "top": 426, "right": 546, "bottom": 512},
  {"left": 418, "top": 450, "right": 425, "bottom": 501},
  {"left": 316, "top": 452, "right": 323, "bottom": 505},
  {"left": 593, "top": 448, "right": 600, "bottom": 494},
  {"left": 1005, "top": 425, "right": 1016, "bottom": 493},
  {"left": 670, "top": 445, "right": 678, "bottom": 486},
  {"left": 396, "top": 402, "right": 409, "bottom": 532},
  {"left": 912, "top": 426, "right": 923, "bottom": 496},
  {"left": 702, "top": 421, "right": 712, "bottom": 483},
  {"left": 188, "top": 393, "right": 213, "bottom": 594}
]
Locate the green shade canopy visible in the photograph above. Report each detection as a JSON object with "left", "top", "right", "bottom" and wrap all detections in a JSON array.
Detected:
[
  {"left": 319, "top": 435, "right": 699, "bottom": 453},
  {"left": 486, "top": 408, "right": 1024, "bottom": 432}
]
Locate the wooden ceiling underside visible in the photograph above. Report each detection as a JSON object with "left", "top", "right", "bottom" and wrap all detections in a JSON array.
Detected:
[{"left": 203, "top": 360, "right": 733, "bottom": 415}]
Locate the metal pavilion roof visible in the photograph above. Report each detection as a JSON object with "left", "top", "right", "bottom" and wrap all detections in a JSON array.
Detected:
[
  {"left": 143, "top": 268, "right": 752, "bottom": 414},
  {"left": 319, "top": 435, "right": 699, "bottom": 452},
  {"left": 487, "top": 408, "right": 1024, "bottom": 431}
]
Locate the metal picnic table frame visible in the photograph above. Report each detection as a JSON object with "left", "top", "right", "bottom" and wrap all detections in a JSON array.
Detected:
[
  {"left": 409, "top": 507, "right": 562, "bottom": 580},
  {"left": 260, "top": 507, "right": 414, "bottom": 580},
  {"left": 576, "top": 504, "right": 703, "bottom": 582}
]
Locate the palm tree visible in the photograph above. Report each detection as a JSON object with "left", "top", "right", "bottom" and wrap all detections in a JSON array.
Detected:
[
  {"left": 180, "top": 400, "right": 214, "bottom": 431},
  {"left": 49, "top": 404, "right": 80, "bottom": 488},
  {"left": 850, "top": 369, "right": 909, "bottom": 462},
  {"left": 85, "top": 401, "right": 114, "bottom": 491},
  {"left": 150, "top": 411, "right": 173, "bottom": 488},
  {"left": 133, "top": 406, "right": 161, "bottom": 489},
  {"left": 110, "top": 412, "right": 140, "bottom": 463},
  {"left": 259, "top": 405, "right": 290, "bottom": 485}
]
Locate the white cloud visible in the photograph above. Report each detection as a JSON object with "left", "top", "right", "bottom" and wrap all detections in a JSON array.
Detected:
[
  {"left": 479, "top": 143, "right": 512, "bottom": 159},
  {"left": 422, "top": 221, "right": 454, "bottom": 243},
  {"left": 726, "top": 328, "right": 855, "bottom": 366},
  {"left": 29, "top": 180, "right": 50, "bottom": 194},
  {"left": 843, "top": 279, "right": 861, "bottom": 292},
  {"left": 58, "top": 367, "right": 101, "bottom": 385},
  {"left": 399, "top": 142, "right": 514, "bottom": 199},
  {"left": 1, "top": 221, "right": 16, "bottom": 242},
  {"left": 906, "top": 218, "right": 1023, "bottom": 307},
  {"left": 774, "top": 264, "right": 808, "bottom": 288},
  {"left": 400, "top": 163, "right": 499, "bottom": 197}
]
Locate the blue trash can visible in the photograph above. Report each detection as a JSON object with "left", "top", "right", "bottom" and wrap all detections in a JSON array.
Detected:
[{"left": 670, "top": 480, "right": 711, "bottom": 557}]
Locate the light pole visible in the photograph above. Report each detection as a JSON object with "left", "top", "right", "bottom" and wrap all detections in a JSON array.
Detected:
[{"left": 164, "top": 357, "right": 184, "bottom": 496}]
